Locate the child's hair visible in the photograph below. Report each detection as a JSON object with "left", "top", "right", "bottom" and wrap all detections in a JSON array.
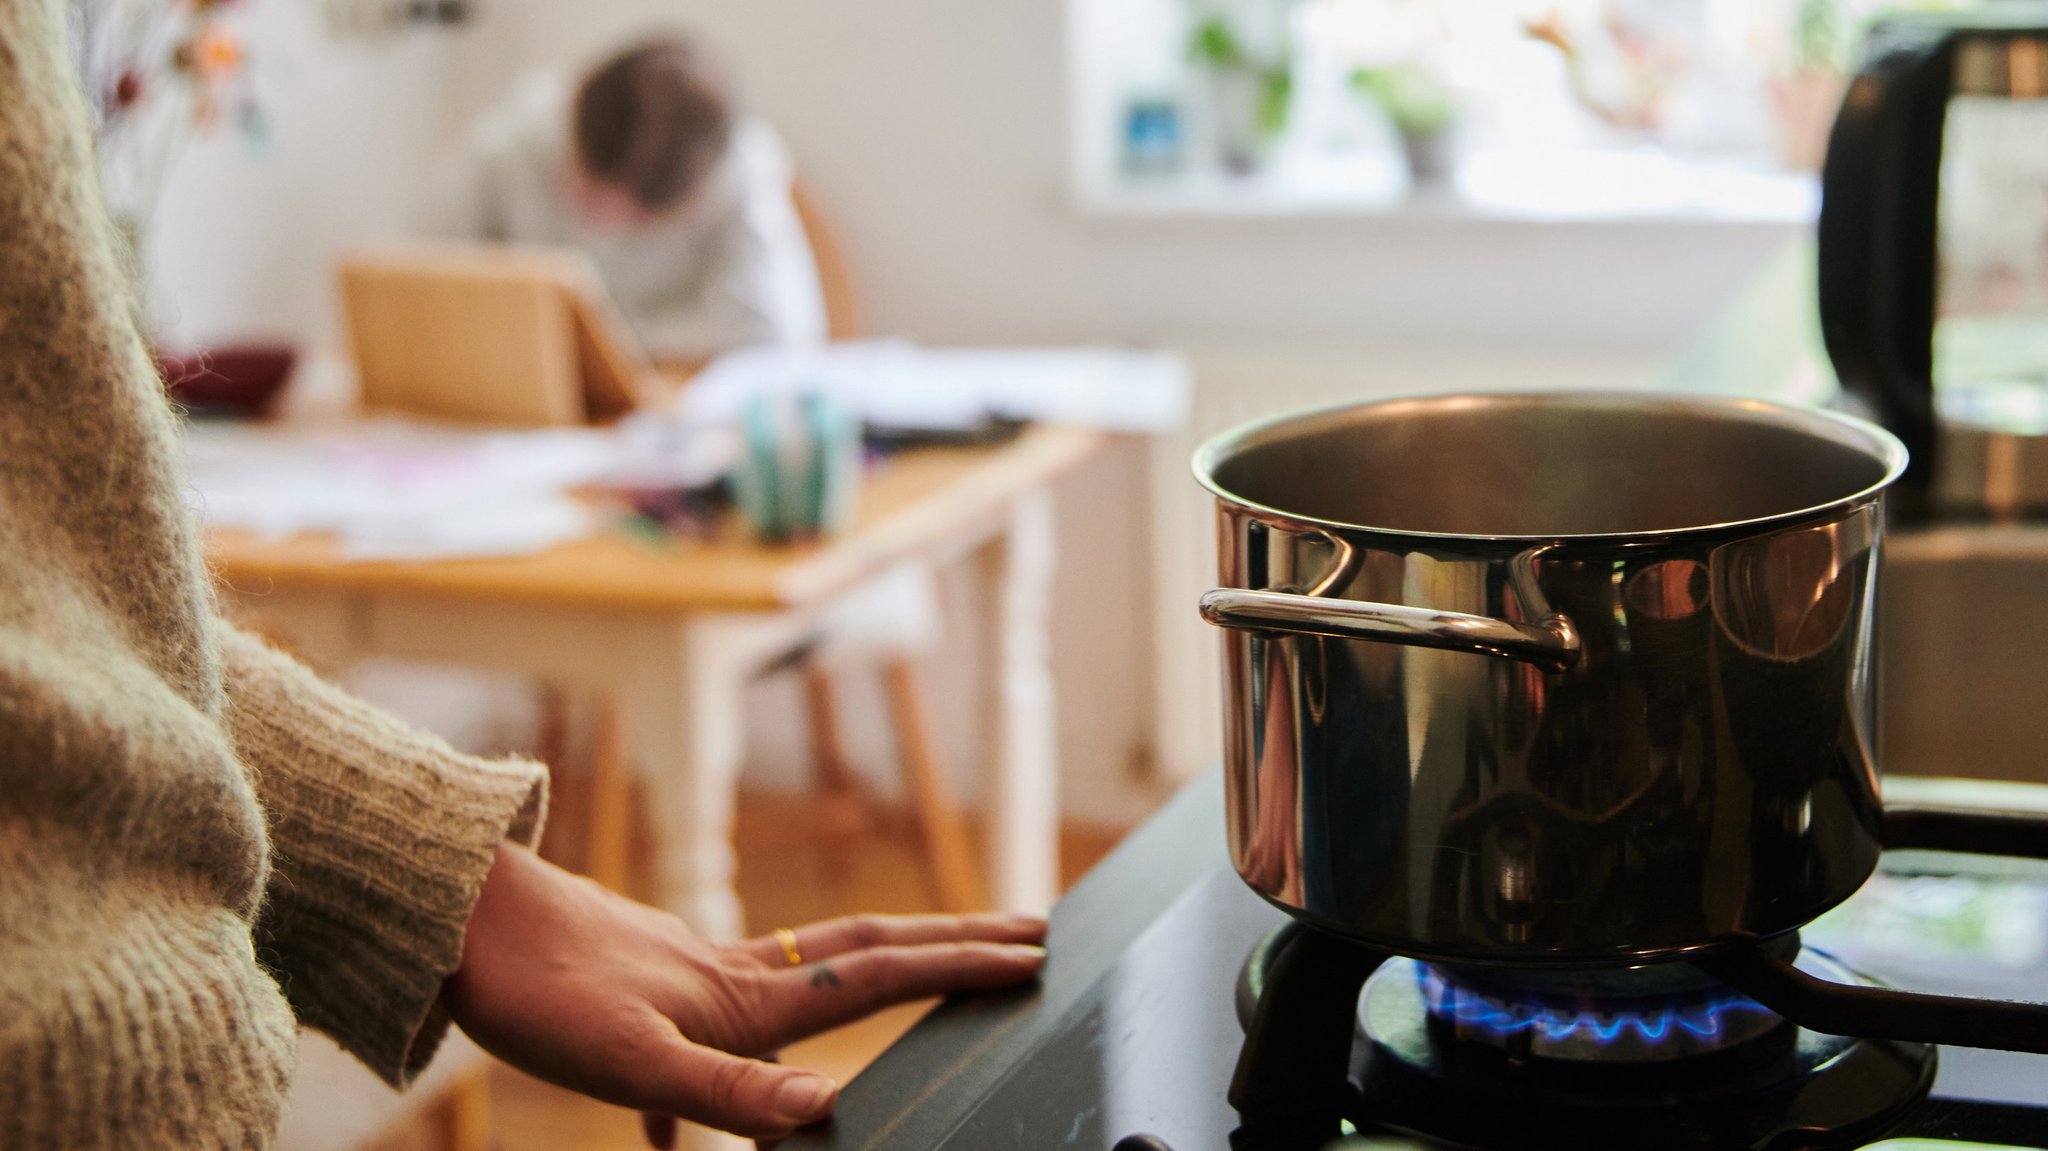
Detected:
[{"left": 573, "top": 38, "right": 735, "bottom": 213}]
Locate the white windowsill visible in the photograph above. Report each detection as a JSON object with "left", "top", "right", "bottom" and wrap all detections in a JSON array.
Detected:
[{"left": 1074, "top": 147, "right": 1820, "bottom": 226}]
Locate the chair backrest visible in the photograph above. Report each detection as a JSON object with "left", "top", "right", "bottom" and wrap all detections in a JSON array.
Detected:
[{"left": 789, "top": 182, "right": 861, "bottom": 341}]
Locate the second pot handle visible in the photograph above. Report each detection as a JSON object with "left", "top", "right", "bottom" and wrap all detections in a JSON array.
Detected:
[
  {"left": 1696, "top": 803, "right": 2048, "bottom": 1057},
  {"left": 1199, "top": 588, "right": 1580, "bottom": 673},
  {"left": 1818, "top": 18, "right": 1954, "bottom": 490}
]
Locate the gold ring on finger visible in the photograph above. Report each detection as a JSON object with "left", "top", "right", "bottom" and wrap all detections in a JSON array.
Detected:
[{"left": 774, "top": 927, "right": 803, "bottom": 967}]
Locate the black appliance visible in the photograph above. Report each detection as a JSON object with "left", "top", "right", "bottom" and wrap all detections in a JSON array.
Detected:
[
  {"left": 1821, "top": 6, "right": 2048, "bottom": 518},
  {"left": 783, "top": 775, "right": 2048, "bottom": 1151}
]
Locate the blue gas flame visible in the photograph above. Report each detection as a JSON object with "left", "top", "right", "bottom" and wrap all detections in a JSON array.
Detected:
[{"left": 1418, "top": 966, "right": 1777, "bottom": 1047}]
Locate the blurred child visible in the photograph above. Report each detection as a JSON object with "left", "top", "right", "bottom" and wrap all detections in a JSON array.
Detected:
[{"left": 446, "top": 37, "right": 827, "bottom": 366}]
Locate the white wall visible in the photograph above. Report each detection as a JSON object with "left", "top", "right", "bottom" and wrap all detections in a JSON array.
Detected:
[
  {"left": 146, "top": 0, "right": 1800, "bottom": 825},
  {"left": 474, "top": 0, "right": 1796, "bottom": 356},
  {"left": 144, "top": 2, "right": 513, "bottom": 346}
]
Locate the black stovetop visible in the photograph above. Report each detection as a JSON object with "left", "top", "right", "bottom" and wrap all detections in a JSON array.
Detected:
[{"left": 784, "top": 774, "right": 2048, "bottom": 1151}]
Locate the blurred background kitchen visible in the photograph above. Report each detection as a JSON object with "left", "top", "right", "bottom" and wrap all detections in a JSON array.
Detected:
[{"left": 95, "top": 0, "right": 2044, "bottom": 1147}]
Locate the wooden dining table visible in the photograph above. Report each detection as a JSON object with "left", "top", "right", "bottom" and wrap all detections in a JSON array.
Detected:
[{"left": 208, "top": 422, "right": 1106, "bottom": 941}]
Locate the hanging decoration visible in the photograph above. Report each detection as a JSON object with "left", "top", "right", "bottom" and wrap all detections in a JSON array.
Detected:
[{"left": 70, "top": 0, "right": 265, "bottom": 240}]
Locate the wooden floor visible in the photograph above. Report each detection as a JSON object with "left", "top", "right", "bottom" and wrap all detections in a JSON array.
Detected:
[{"left": 431, "top": 791, "right": 1127, "bottom": 1151}]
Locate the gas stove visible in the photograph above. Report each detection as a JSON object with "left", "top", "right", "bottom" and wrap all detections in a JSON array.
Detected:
[
  {"left": 783, "top": 774, "right": 2048, "bottom": 1151},
  {"left": 1220, "top": 928, "right": 1995, "bottom": 1150}
]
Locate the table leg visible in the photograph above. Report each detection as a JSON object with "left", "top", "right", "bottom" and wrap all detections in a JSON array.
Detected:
[
  {"left": 624, "top": 616, "right": 810, "bottom": 1151},
  {"left": 624, "top": 619, "right": 749, "bottom": 942},
  {"left": 218, "top": 588, "right": 366, "bottom": 675},
  {"left": 981, "top": 491, "right": 1061, "bottom": 914},
  {"left": 584, "top": 696, "right": 635, "bottom": 894}
]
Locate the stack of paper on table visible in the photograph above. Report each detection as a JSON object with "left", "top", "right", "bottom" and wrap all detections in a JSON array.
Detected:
[
  {"left": 679, "top": 342, "right": 1191, "bottom": 433},
  {"left": 182, "top": 417, "right": 734, "bottom": 561},
  {"left": 185, "top": 344, "right": 1188, "bottom": 562}
]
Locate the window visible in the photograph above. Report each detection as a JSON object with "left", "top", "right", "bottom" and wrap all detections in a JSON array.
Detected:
[{"left": 1071, "top": 0, "right": 1958, "bottom": 219}]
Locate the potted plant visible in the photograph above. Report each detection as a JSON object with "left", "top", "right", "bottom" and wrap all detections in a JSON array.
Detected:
[
  {"left": 1350, "top": 63, "right": 1457, "bottom": 185},
  {"left": 1188, "top": 13, "right": 1296, "bottom": 175}
]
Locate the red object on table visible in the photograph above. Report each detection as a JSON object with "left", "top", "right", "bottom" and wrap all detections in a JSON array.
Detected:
[{"left": 155, "top": 343, "right": 296, "bottom": 418}]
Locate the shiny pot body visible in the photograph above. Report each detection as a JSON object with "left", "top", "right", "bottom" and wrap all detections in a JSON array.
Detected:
[{"left": 1196, "top": 393, "right": 1910, "bottom": 965}]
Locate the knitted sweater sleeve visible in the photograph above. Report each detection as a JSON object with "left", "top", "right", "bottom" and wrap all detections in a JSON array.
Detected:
[
  {"left": 0, "top": 0, "right": 548, "bottom": 1116},
  {"left": 218, "top": 624, "right": 548, "bottom": 1085}
]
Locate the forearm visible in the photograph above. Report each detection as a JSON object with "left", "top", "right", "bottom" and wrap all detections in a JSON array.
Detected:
[
  {"left": 633, "top": 300, "right": 786, "bottom": 362},
  {"left": 219, "top": 624, "right": 547, "bottom": 1084},
  {"left": 632, "top": 187, "right": 828, "bottom": 360}
]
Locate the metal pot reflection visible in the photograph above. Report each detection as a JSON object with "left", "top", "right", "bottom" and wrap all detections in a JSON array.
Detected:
[{"left": 1197, "top": 393, "right": 1908, "bottom": 964}]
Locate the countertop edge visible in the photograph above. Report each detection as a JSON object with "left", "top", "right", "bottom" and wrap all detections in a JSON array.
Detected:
[{"left": 781, "top": 771, "right": 1229, "bottom": 1150}]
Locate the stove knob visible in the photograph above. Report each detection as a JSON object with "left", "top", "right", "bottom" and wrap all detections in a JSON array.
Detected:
[{"left": 1111, "top": 1136, "right": 1174, "bottom": 1151}]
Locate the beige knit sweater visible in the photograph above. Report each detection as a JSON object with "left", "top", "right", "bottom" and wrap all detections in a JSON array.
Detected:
[{"left": 0, "top": 3, "right": 549, "bottom": 1147}]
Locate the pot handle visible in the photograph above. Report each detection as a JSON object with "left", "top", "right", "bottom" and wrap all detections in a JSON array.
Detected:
[
  {"left": 1694, "top": 804, "right": 2048, "bottom": 1056},
  {"left": 1198, "top": 588, "right": 1581, "bottom": 672}
]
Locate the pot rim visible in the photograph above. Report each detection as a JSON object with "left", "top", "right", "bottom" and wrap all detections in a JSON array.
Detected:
[{"left": 1191, "top": 390, "right": 1912, "bottom": 543}]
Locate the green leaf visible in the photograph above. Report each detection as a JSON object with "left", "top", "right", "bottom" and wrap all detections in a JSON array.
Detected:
[
  {"left": 1350, "top": 64, "right": 1456, "bottom": 136},
  {"left": 1189, "top": 17, "right": 1247, "bottom": 68},
  {"left": 1257, "top": 68, "right": 1294, "bottom": 138}
]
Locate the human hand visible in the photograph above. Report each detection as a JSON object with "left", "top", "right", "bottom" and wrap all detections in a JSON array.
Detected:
[{"left": 442, "top": 844, "right": 1048, "bottom": 1144}]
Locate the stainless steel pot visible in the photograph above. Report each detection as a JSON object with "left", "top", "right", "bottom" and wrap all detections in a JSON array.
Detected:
[{"left": 1195, "top": 393, "right": 1910, "bottom": 966}]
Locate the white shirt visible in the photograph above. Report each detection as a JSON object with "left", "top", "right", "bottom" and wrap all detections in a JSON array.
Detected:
[{"left": 444, "top": 74, "right": 828, "bottom": 361}]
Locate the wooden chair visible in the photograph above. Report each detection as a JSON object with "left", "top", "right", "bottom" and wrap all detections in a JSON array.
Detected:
[
  {"left": 789, "top": 183, "right": 981, "bottom": 913},
  {"left": 548, "top": 184, "right": 984, "bottom": 915},
  {"left": 790, "top": 183, "right": 860, "bottom": 343}
]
